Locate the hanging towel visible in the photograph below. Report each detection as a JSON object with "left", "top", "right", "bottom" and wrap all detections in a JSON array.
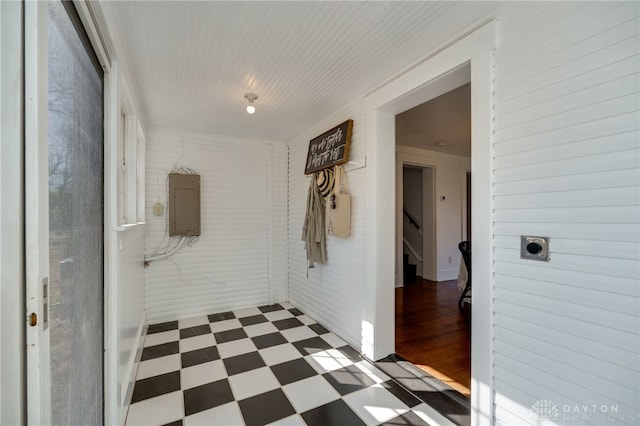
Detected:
[{"left": 302, "top": 173, "right": 327, "bottom": 268}]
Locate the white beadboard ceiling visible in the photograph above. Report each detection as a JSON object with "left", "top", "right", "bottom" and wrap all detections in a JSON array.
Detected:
[{"left": 105, "top": 1, "right": 502, "bottom": 143}]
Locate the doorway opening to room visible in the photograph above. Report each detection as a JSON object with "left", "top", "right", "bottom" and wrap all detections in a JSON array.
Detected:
[
  {"left": 365, "top": 21, "right": 495, "bottom": 424},
  {"left": 394, "top": 82, "right": 472, "bottom": 399}
]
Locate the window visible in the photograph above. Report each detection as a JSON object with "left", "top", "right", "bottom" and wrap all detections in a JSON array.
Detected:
[{"left": 117, "top": 83, "right": 145, "bottom": 226}]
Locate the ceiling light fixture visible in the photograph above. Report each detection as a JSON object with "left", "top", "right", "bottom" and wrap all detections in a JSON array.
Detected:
[
  {"left": 435, "top": 140, "right": 446, "bottom": 147},
  {"left": 244, "top": 93, "right": 258, "bottom": 114}
]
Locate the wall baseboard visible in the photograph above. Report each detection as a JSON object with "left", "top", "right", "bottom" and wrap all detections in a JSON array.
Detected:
[{"left": 438, "top": 267, "right": 459, "bottom": 282}]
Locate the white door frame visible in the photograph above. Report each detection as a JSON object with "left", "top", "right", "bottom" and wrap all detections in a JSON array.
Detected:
[
  {"left": 396, "top": 160, "right": 437, "bottom": 287},
  {"left": 1, "top": 2, "right": 26, "bottom": 424},
  {"left": 24, "top": 1, "right": 51, "bottom": 424},
  {"left": 24, "top": 2, "right": 114, "bottom": 424},
  {"left": 364, "top": 20, "right": 497, "bottom": 425}
]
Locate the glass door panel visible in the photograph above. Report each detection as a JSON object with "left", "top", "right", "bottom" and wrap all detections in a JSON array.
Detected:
[{"left": 48, "top": 1, "right": 104, "bottom": 424}]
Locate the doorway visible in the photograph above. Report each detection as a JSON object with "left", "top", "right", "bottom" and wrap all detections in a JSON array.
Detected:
[
  {"left": 363, "top": 20, "right": 496, "bottom": 424},
  {"left": 401, "top": 165, "right": 435, "bottom": 283},
  {"left": 26, "top": 1, "right": 105, "bottom": 423},
  {"left": 394, "top": 85, "right": 472, "bottom": 397}
]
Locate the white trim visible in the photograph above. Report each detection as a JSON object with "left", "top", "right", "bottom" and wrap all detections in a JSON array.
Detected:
[
  {"left": 470, "top": 48, "right": 495, "bottom": 426},
  {"left": 364, "top": 109, "right": 396, "bottom": 359},
  {"left": 136, "top": 122, "right": 146, "bottom": 222},
  {"left": 395, "top": 155, "right": 441, "bottom": 286},
  {"left": 461, "top": 165, "right": 471, "bottom": 243},
  {"left": 125, "top": 114, "right": 139, "bottom": 223},
  {"left": 24, "top": 1, "right": 51, "bottom": 424},
  {"left": 0, "top": 2, "right": 25, "bottom": 424},
  {"left": 266, "top": 144, "right": 275, "bottom": 305},
  {"left": 103, "top": 60, "right": 120, "bottom": 426},
  {"left": 395, "top": 160, "right": 403, "bottom": 287},
  {"left": 364, "top": 19, "right": 497, "bottom": 425},
  {"left": 72, "top": 1, "right": 111, "bottom": 71},
  {"left": 112, "top": 222, "right": 147, "bottom": 232},
  {"left": 421, "top": 167, "right": 436, "bottom": 282}
]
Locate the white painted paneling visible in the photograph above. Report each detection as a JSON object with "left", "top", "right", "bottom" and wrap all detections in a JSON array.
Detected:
[
  {"left": 493, "top": 131, "right": 639, "bottom": 171},
  {"left": 495, "top": 313, "right": 638, "bottom": 373},
  {"left": 271, "top": 143, "right": 290, "bottom": 303},
  {"left": 288, "top": 100, "right": 367, "bottom": 351},
  {"left": 102, "top": 2, "right": 506, "bottom": 143},
  {"left": 494, "top": 168, "right": 640, "bottom": 197},
  {"left": 492, "top": 2, "right": 640, "bottom": 424},
  {"left": 494, "top": 274, "right": 638, "bottom": 316},
  {"left": 115, "top": 226, "right": 146, "bottom": 424},
  {"left": 144, "top": 129, "right": 287, "bottom": 323}
]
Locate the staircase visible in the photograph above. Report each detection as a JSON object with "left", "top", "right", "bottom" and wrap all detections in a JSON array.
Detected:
[
  {"left": 403, "top": 253, "right": 417, "bottom": 285},
  {"left": 403, "top": 208, "right": 421, "bottom": 284}
]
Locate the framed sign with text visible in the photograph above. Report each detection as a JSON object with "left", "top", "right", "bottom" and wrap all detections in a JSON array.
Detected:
[{"left": 304, "top": 119, "right": 353, "bottom": 175}]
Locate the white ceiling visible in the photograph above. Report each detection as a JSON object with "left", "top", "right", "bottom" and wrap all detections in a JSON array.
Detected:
[
  {"left": 105, "top": 1, "right": 502, "bottom": 143},
  {"left": 396, "top": 83, "right": 471, "bottom": 157}
]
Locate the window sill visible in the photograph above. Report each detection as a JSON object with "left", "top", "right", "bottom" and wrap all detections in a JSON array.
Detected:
[{"left": 113, "top": 222, "right": 147, "bottom": 232}]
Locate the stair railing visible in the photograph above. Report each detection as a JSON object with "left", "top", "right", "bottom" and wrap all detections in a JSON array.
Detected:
[{"left": 403, "top": 208, "right": 421, "bottom": 232}]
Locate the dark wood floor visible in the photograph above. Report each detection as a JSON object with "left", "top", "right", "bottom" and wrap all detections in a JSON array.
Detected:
[{"left": 395, "top": 278, "right": 471, "bottom": 396}]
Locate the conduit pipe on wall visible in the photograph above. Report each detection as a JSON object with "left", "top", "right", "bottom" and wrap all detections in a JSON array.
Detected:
[{"left": 144, "top": 236, "right": 187, "bottom": 264}]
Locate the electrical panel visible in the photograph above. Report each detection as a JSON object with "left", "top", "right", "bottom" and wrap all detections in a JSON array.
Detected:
[{"left": 168, "top": 173, "right": 201, "bottom": 236}]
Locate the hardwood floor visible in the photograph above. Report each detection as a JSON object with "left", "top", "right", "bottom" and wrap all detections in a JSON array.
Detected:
[{"left": 395, "top": 278, "right": 471, "bottom": 397}]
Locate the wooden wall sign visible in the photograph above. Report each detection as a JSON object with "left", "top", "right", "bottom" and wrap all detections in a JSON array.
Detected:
[{"left": 304, "top": 119, "right": 353, "bottom": 175}]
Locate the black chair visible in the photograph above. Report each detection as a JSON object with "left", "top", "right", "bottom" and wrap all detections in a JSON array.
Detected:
[{"left": 458, "top": 241, "right": 471, "bottom": 310}]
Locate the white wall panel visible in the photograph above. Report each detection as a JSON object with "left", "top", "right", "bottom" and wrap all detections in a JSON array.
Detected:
[
  {"left": 270, "top": 143, "right": 289, "bottom": 303},
  {"left": 144, "top": 129, "right": 287, "bottom": 323},
  {"left": 115, "top": 226, "right": 145, "bottom": 423},
  {"left": 287, "top": 100, "right": 367, "bottom": 351},
  {"left": 494, "top": 148, "right": 639, "bottom": 182},
  {"left": 492, "top": 3, "right": 640, "bottom": 424},
  {"left": 495, "top": 313, "right": 638, "bottom": 373}
]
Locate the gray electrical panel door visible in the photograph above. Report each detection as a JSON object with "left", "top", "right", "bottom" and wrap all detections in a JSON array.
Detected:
[{"left": 169, "top": 174, "right": 201, "bottom": 236}]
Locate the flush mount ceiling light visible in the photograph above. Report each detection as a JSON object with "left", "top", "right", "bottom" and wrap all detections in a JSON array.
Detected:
[
  {"left": 244, "top": 93, "right": 258, "bottom": 114},
  {"left": 435, "top": 140, "right": 446, "bottom": 147}
]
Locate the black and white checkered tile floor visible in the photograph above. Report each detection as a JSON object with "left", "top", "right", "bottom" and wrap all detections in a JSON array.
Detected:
[{"left": 126, "top": 302, "right": 444, "bottom": 426}]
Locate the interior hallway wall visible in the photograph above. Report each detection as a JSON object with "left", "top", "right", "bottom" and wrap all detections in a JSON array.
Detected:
[
  {"left": 490, "top": 2, "right": 639, "bottom": 423},
  {"left": 144, "top": 128, "right": 288, "bottom": 323},
  {"left": 288, "top": 3, "right": 638, "bottom": 423},
  {"left": 288, "top": 100, "right": 367, "bottom": 351}
]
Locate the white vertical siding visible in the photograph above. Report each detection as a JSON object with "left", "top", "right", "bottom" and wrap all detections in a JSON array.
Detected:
[
  {"left": 288, "top": 101, "right": 368, "bottom": 350},
  {"left": 492, "top": 2, "right": 640, "bottom": 425},
  {"left": 144, "top": 129, "right": 288, "bottom": 323}
]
